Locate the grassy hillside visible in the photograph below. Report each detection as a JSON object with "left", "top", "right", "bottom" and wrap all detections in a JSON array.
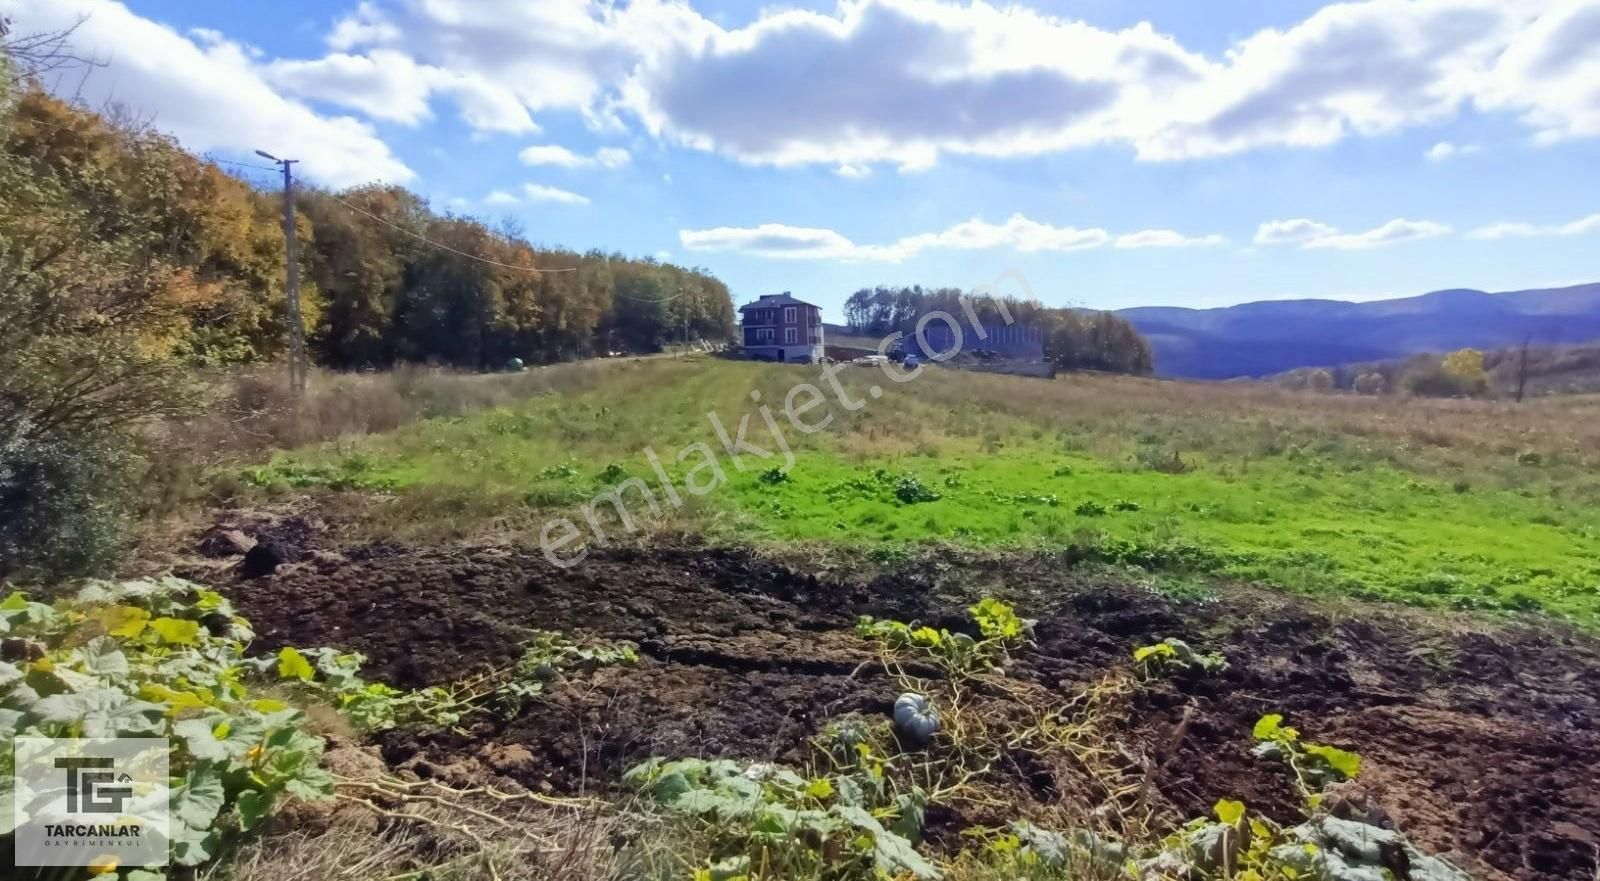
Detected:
[{"left": 243, "top": 359, "right": 1600, "bottom": 627}]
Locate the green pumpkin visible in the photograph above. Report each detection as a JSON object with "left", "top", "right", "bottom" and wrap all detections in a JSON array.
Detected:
[{"left": 893, "top": 692, "right": 940, "bottom": 745}]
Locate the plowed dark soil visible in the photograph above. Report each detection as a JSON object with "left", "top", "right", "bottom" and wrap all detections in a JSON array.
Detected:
[{"left": 209, "top": 541, "right": 1600, "bottom": 881}]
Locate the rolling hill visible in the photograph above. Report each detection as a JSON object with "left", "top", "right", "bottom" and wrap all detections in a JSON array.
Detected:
[{"left": 1119, "top": 283, "right": 1600, "bottom": 379}]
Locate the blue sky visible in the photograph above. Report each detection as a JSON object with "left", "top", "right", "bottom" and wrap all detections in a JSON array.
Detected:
[{"left": 8, "top": 0, "right": 1599, "bottom": 319}]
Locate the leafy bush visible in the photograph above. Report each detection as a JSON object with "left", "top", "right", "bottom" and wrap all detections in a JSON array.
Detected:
[
  {"left": 1134, "top": 444, "right": 1192, "bottom": 474},
  {"left": 0, "top": 430, "right": 137, "bottom": 580},
  {"left": 894, "top": 474, "right": 941, "bottom": 505}
]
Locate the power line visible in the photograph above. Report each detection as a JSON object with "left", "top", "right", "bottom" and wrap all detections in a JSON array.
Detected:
[
  {"left": 208, "top": 156, "right": 282, "bottom": 173},
  {"left": 322, "top": 191, "right": 579, "bottom": 274},
  {"left": 210, "top": 157, "right": 688, "bottom": 298}
]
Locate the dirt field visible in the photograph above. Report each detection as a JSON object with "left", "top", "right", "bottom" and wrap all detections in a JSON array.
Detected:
[{"left": 197, "top": 530, "right": 1600, "bottom": 881}]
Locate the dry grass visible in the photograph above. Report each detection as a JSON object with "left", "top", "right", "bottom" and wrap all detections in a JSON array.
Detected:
[
  {"left": 895, "top": 367, "right": 1600, "bottom": 484},
  {"left": 208, "top": 774, "right": 620, "bottom": 881}
]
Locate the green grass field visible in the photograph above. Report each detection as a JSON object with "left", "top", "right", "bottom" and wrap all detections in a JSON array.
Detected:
[{"left": 245, "top": 358, "right": 1600, "bottom": 627}]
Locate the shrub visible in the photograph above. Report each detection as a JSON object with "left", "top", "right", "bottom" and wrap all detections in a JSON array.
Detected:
[
  {"left": 0, "top": 429, "right": 137, "bottom": 580},
  {"left": 1134, "top": 443, "right": 1191, "bottom": 474}
]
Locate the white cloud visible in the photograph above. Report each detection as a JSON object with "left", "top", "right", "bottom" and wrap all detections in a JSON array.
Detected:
[
  {"left": 617, "top": 0, "right": 1600, "bottom": 167},
  {"left": 483, "top": 190, "right": 521, "bottom": 207},
  {"left": 595, "top": 147, "right": 632, "bottom": 168},
  {"left": 10, "top": 0, "right": 413, "bottom": 188},
  {"left": 1467, "top": 212, "right": 1600, "bottom": 238},
  {"left": 519, "top": 144, "right": 631, "bottom": 168},
  {"left": 679, "top": 224, "right": 866, "bottom": 260},
  {"left": 1476, "top": 0, "right": 1600, "bottom": 143},
  {"left": 522, "top": 183, "right": 590, "bottom": 205},
  {"left": 264, "top": 49, "right": 437, "bottom": 124},
  {"left": 28, "top": 0, "right": 1600, "bottom": 185},
  {"left": 1425, "top": 141, "right": 1482, "bottom": 161},
  {"left": 679, "top": 214, "right": 1223, "bottom": 261},
  {"left": 1255, "top": 219, "right": 1340, "bottom": 245},
  {"left": 1115, "top": 229, "right": 1227, "bottom": 248},
  {"left": 1257, "top": 217, "right": 1451, "bottom": 249}
]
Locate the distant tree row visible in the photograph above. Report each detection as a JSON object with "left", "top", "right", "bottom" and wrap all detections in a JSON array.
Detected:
[
  {"left": 299, "top": 188, "right": 734, "bottom": 369},
  {"left": 843, "top": 285, "right": 1153, "bottom": 375},
  {"left": 1277, "top": 348, "right": 1494, "bottom": 398}
]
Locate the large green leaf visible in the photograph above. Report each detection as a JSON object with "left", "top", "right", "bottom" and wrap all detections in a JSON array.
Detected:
[
  {"left": 80, "top": 637, "right": 129, "bottom": 679},
  {"left": 170, "top": 819, "right": 221, "bottom": 868},
  {"left": 235, "top": 789, "right": 275, "bottom": 832},
  {"left": 34, "top": 688, "right": 165, "bottom": 736},
  {"left": 277, "top": 647, "right": 314, "bottom": 682},
  {"left": 172, "top": 766, "right": 226, "bottom": 830},
  {"left": 1304, "top": 743, "right": 1362, "bottom": 779},
  {"left": 173, "top": 718, "right": 231, "bottom": 762}
]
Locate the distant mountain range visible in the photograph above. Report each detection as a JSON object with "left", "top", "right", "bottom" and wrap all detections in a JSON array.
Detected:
[{"left": 1117, "top": 283, "right": 1600, "bottom": 379}]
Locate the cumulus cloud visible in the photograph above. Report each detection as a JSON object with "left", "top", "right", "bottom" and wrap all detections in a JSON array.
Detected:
[
  {"left": 1425, "top": 141, "right": 1482, "bottom": 161},
  {"left": 483, "top": 190, "right": 521, "bottom": 206},
  {"left": 1114, "top": 229, "right": 1227, "bottom": 249},
  {"left": 22, "top": 0, "right": 1600, "bottom": 189},
  {"left": 264, "top": 49, "right": 437, "bottom": 124},
  {"left": 583, "top": 0, "right": 1600, "bottom": 168},
  {"left": 1257, "top": 218, "right": 1452, "bottom": 250},
  {"left": 1467, "top": 213, "right": 1600, "bottom": 239},
  {"left": 522, "top": 183, "right": 590, "bottom": 205},
  {"left": 679, "top": 214, "right": 1222, "bottom": 261},
  {"left": 1254, "top": 219, "right": 1340, "bottom": 245},
  {"left": 9, "top": 0, "right": 413, "bottom": 187},
  {"left": 519, "top": 144, "right": 631, "bottom": 168}
]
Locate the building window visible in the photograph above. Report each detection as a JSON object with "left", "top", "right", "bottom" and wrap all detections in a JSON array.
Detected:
[
  {"left": 759, "top": 328, "right": 775, "bottom": 343},
  {"left": 785, "top": 327, "right": 798, "bottom": 344},
  {"left": 784, "top": 306, "right": 796, "bottom": 324}
]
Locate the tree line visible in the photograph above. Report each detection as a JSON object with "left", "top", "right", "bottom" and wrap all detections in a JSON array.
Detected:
[
  {"left": 0, "top": 67, "right": 733, "bottom": 578},
  {"left": 842, "top": 286, "right": 1154, "bottom": 375}
]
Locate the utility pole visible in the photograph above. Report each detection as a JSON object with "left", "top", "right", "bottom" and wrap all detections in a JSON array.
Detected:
[{"left": 256, "top": 149, "right": 307, "bottom": 395}]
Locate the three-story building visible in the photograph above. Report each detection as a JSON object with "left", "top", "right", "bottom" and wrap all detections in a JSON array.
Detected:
[{"left": 738, "top": 292, "right": 824, "bottom": 362}]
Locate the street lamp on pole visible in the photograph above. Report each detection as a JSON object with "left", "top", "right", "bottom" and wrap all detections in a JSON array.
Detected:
[{"left": 257, "top": 150, "right": 307, "bottom": 395}]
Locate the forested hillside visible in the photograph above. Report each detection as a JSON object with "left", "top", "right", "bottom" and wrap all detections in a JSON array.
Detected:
[
  {"left": 1, "top": 87, "right": 734, "bottom": 372},
  {"left": 0, "top": 70, "right": 732, "bottom": 577},
  {"left": 844, "top": 285, "right": 1154, "bottom": 375}
]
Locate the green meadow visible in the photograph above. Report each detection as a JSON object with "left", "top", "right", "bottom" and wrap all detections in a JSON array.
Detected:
[{"left": 245, "top": 358, "right": 1600, "bottom": 627}]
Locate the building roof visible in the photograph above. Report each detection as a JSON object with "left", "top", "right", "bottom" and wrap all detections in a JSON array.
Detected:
[{"left": 738, "top": 292, "right": 815, "bottom": 312}]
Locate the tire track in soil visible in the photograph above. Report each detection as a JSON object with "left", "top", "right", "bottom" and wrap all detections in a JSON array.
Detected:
[{"left": 205, "top": 543, "right": 1600, "bottom": 881}]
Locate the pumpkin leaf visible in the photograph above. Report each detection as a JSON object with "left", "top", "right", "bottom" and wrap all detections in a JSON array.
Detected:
[
  {"left": 1134, "top": 643, "right": 1178, "bottom": 662},
  {"left": 277, "top": 647, "right": 315, "bottom": 682},
  {"left": 1214, "top": 798, "right": 1246, "bottom": 826},
  {"left": 236, "top": 789, "right": 275, "bottom": 832},
  {"left": 1304, "top": 743, "right": 1361, "bottom": 779},
  {"left": 149, "top": 617, "right": 200, "bottom": 646},
  {"left": 80, "top": 638, "right": 129, "bottom": 679},
  {"left": 173, "top": 766, "right": 227, "bottom": 830},
  {"left": 98, "top": 606, "right": 150, "bottom": 638}
]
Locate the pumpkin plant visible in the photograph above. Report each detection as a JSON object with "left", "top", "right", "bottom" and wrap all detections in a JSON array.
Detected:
[
  {"left": 625, "top": 756, "right": 938, "bottom": 881},
  {"left": 1132, "top": 637, "right": 1228, "bottom": 678},
  {"left": 1252, "top": 713, "right": 1361, "bottom": 807},
  {"left": 0, "top": 578, "right": 334, "bottom": 878},
  {"left": 856, "top": 597, "right": 1033, "bottom": 678}
]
